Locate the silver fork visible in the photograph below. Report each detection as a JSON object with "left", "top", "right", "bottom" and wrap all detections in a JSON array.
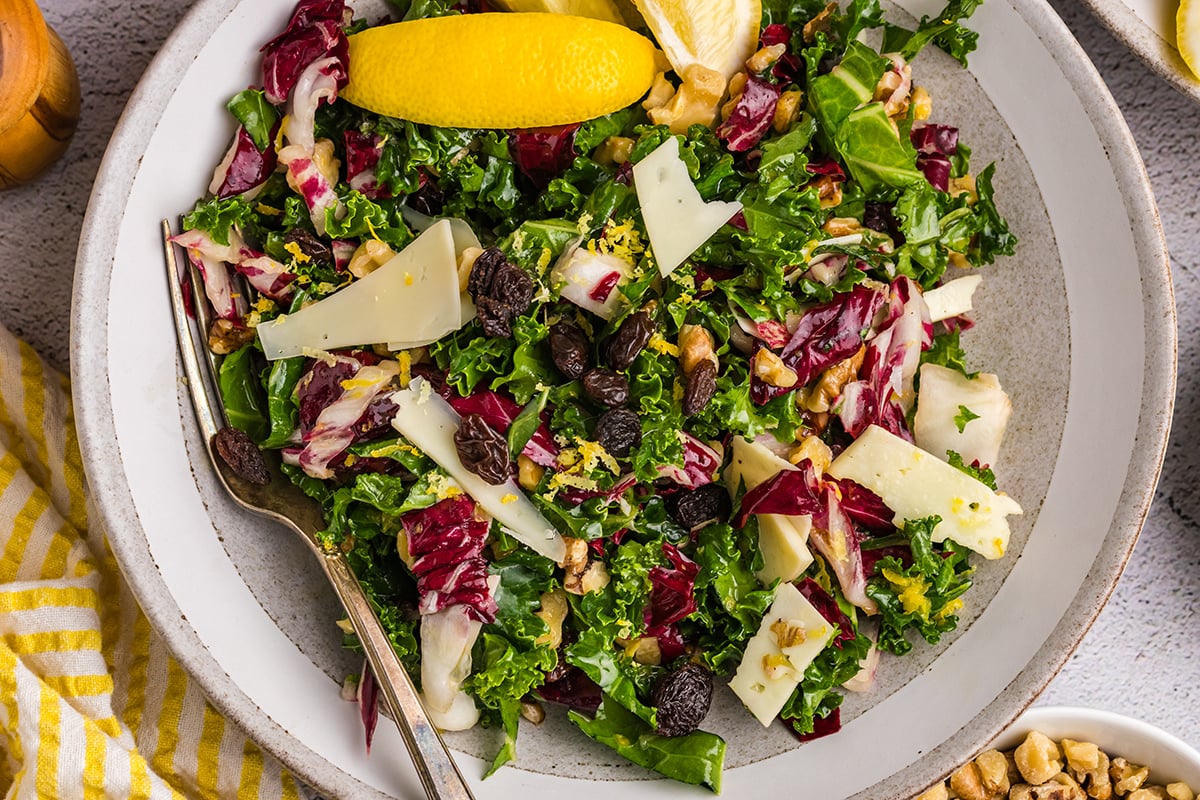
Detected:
[{"left": 161, "top": 220, "right": 476, "bottom": 800}]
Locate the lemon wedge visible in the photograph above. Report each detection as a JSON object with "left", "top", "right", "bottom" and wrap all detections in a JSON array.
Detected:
[
  {"left": 632, "top": 0, "right": 762, "bottom": 81},
  {"left": 340, "top": 14, "right": 657, "bottom": 129},
  {"left": 1179, "top": 0, "right": 1200, "bottom": 80},
  {"left": 488, "top": 0, "right": 624, "bottom": 24}
]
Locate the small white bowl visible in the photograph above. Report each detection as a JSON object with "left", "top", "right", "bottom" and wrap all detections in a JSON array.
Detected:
[{"left": 992, "top": 706, "right": 1200, "bottom": 790}]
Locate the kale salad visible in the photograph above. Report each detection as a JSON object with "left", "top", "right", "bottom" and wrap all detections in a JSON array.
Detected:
[{"left": 175, "top": 0, "right": 1021, "bottom": 790}]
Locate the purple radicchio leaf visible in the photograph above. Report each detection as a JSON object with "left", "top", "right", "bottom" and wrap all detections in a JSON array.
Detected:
[
  {"left": 791, "top": 707, "right": 842, "bottom": 742},
  {"left": 717, "top": 75, "right": 781, "bottom": 152},
  {"left": 215, "top": 125, "right": 280, "bottom": 198},
  {"left": 917, "top": 154, "right": 952, "bottom": 192},
  {"left": 508, "top": 124, "right": 580, "bottom": 189},
  {"left": 732, "top": 460, "right": 824, "bottom": 528},
  {"left": 909, "top": 124, "right": 959, "bottom": 156},
  {"left": 357, "top": 661, "right": 379, "bottom": 753},
  {"left": 344, "top": 130, "right": 391, "bottom": 200},
  {"left": 809, "top": 486, "right": 877, "bottom": 614},
  {"left": 751, "top": 283, "right": 886, "bottom": 405},
  {"left": 643, "top": 544, "right": 699, "bottom": 660},
  {"left": 261, "top": 0, "right": 348, "bottom": 105},
  {"left": 402, "top": 495, "right": 498, "bottom": 623},
  {"left": 796, "top": 578, "right": 857, "bottom": 648},
  {"left": 837, "top": 277, "right": 931, "bottom": 440}
]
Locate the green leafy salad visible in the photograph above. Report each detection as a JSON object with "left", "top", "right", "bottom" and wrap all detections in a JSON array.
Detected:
[{"left": 175, "top": 0, "right": 1022, "bottom": 790}]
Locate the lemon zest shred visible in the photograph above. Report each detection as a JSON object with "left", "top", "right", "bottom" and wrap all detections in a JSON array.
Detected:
[{"left": 284, "top": 241, "right": 311, "bottom": 263}]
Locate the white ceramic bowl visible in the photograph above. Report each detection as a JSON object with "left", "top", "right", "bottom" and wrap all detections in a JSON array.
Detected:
[
  {"left": 70, "top": 0, "right": 1176, "bottom": 797},
  {"left": 1078, "top": 0, "right": 1200, "bottom": 105},
  {"left": 993, "top": 706, "right": 1200, "bottom": 789}
]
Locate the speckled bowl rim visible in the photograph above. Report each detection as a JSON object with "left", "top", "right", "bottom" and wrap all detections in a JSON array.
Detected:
[
  {"left": 1077, "top": 0, "right": 1200, "bottom": 105},
  {"left": 69, "top": 0, "right": 1176, "bottom": 797}
]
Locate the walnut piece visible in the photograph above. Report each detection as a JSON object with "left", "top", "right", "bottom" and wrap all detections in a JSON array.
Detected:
[
  {"left": 753, "top": 348, "right": 798, "bottom": 388},
  {"left": 348, "top": 238, "right": 395, "bottom": 279},
  {"left": 678, "top": 324, "right": 716, "bottom": 375},
  {"left": 534, "top": 588, "right": 568, "bottom": 649},
  {"left": 802, "top": 347, "right": 865, "bottom": 413},
  {"left": 1016, "top": 732, "right": 1065, "bottom": 786},
  {"left": 645, "top": 65, "right": 726, "bottom": 135}
]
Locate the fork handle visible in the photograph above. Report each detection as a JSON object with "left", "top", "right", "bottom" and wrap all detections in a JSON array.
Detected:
[{"left": 323, "top": 552, "right": 477, "bottom": 800}]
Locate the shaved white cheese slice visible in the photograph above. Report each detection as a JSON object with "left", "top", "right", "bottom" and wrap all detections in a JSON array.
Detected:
[
  {"left": 724, "top": 437, "right": 814, "bottom": 585},
  {"left": 387, "top": 218, "right": 481, "bottom": 350},
  {"left": 756, "top": 514, "right": 814, "bottom": 588},
  {"left": 633, "top": 137, "right": 742, "bottom": 278},
  {"left": 913, "top": 363, "right": 1012, "bottom": 469},
  {"left": 391, "top": 379, "right": 566, "bottom": 562},
  {"left": 923, "top": 274, "right": 982, "bottom": 322},
  {"left": 258, "top": 220, "right": 461, "bottom": 360},
  {"left": 729, "top": 582, "right": 836, "bottom": 727},
  {"left": 827, "top": 425, "right": 1022, "bottom": 560}
]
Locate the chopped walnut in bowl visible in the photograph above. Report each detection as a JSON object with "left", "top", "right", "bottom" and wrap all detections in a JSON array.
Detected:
[{"left": 919, "top": 707, "right": 1200, "bottom": 800}]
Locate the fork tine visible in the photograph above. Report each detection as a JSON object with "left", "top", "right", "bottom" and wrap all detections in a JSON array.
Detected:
[{"left": 161, "top": 219, "right": 224, "bottom": 443}]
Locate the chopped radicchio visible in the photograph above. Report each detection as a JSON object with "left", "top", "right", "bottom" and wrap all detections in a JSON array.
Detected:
[
  {"left": 402, "top": 495, "right": 498, "bottom": 623},
  {"left": 808, "top": 486, "right": 877, "bottom": 614},
  {"left": 910, "top": 124, "right": 958, "bottom": 192},
  {"left": 261, "top": 0, "right": 347, "bottom": 105},
  {"left": 655, "top": 432, "right": 721, "bottom": 488},
  {"left": 236, "top": 255, "right": 297, "bottom": 302},
  {"left": 759, "top": 23, "right": 791, "bottom": 47},
  {"left": 537, "top": 667, "right": 603, "bottom": 713},
  {"left": 294, "top": 355, "right": 399, "bottom": 479},
  {"left": 344, "top": 130, "right": 391, "bottom": 200},
  {"left": 284, "top": 56, "right": 343, "bottom": 154},
  {"left": 806, "top": 159, "right": 846, "bottom": 181},
  {"left": 213, "top": 125, "right": 279, "bottom": 199},
  {"left": 644, "top": 543, "right": 699, "bottom": 661},
  {"left": 917, "top": 154, "right": 952, "bottom": 192},
  {"left": 910, "top": 124, "right": 960, "bottom": 156},
  {"left": 752, "top": 283, "right": 885, "bottom": 405},
  {"left": 733, "top": 461, "right": 877, "bottom": 614},
  {"left": 170, "top": 228, "right": 257, "bottom": 320},
  {"left": 732, "top": 462, "right": 824, "bottom": 527},
  {"left": 357, "top": 661, "right": 379, "bottom": 753},
  {"left": 796, "top": 578, "right": 857, "bottom": 648},
  {"left": 792, "top": 707, "right": 842, "bottom": 742},
  {"left": 716, "top": 75, "right": 781, "bottom": 152},
  {"left": 278, "top": 142, "right": 342, "bottom": 237},
  {"left": 508, "top": 124, "right": 580, "bottom": 189},
  {"left": 831, "top": 477, "right": 895, "bottom": 533},
  {"left": 837, "top": 277, "right": 932, "bottom": 440}
]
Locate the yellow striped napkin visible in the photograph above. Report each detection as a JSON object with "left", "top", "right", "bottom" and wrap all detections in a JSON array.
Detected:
[{"left": 0, "top": 322, "right": 305, "bottom": 799}]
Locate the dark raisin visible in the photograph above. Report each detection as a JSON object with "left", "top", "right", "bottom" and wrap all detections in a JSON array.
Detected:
[
  {"left": 595, "top": 408, "right": 641, "bottom": 457},
  {"left": 468, "top": 248, "right": 534, "bottom": 338},
  {"left": 673, "top": 483, "right": 732, "bottom": 530},
  {"left": 282, "top": 228, "right": 332, "bottom": 264},
  {"left": 652, "top": 663, "right": 713, "bottom": 737},
  {"left": 454, "top": 413, "right": 511, "bottom": 485},
  {"left": 581, "top": 368, "right": 629, "bottom": 408},
  {"left": 213, "top": 426, "right": 271, "bottom": 486},
  {"left": 863, "top": 202, "right": 903, "bottom": 243},
  {"left": 467, "top": 247, "right": 505, "bottom": 299},
  {"left": 407, "top": 179, "right": 445, "bottom": 216},
  {"left": 682, "top": 359, "right": 718, "bottom": 416},
  {"left": 606, "top": 311, "right": 655, "bottom": 370},
  {"left": 549, "top": 322, "right": 590, "bottom": 379}
]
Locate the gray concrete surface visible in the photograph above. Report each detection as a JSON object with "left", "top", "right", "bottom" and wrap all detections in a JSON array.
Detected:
[{"left": 0, "top": 0, "right": 1195, "bottom": 771}]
